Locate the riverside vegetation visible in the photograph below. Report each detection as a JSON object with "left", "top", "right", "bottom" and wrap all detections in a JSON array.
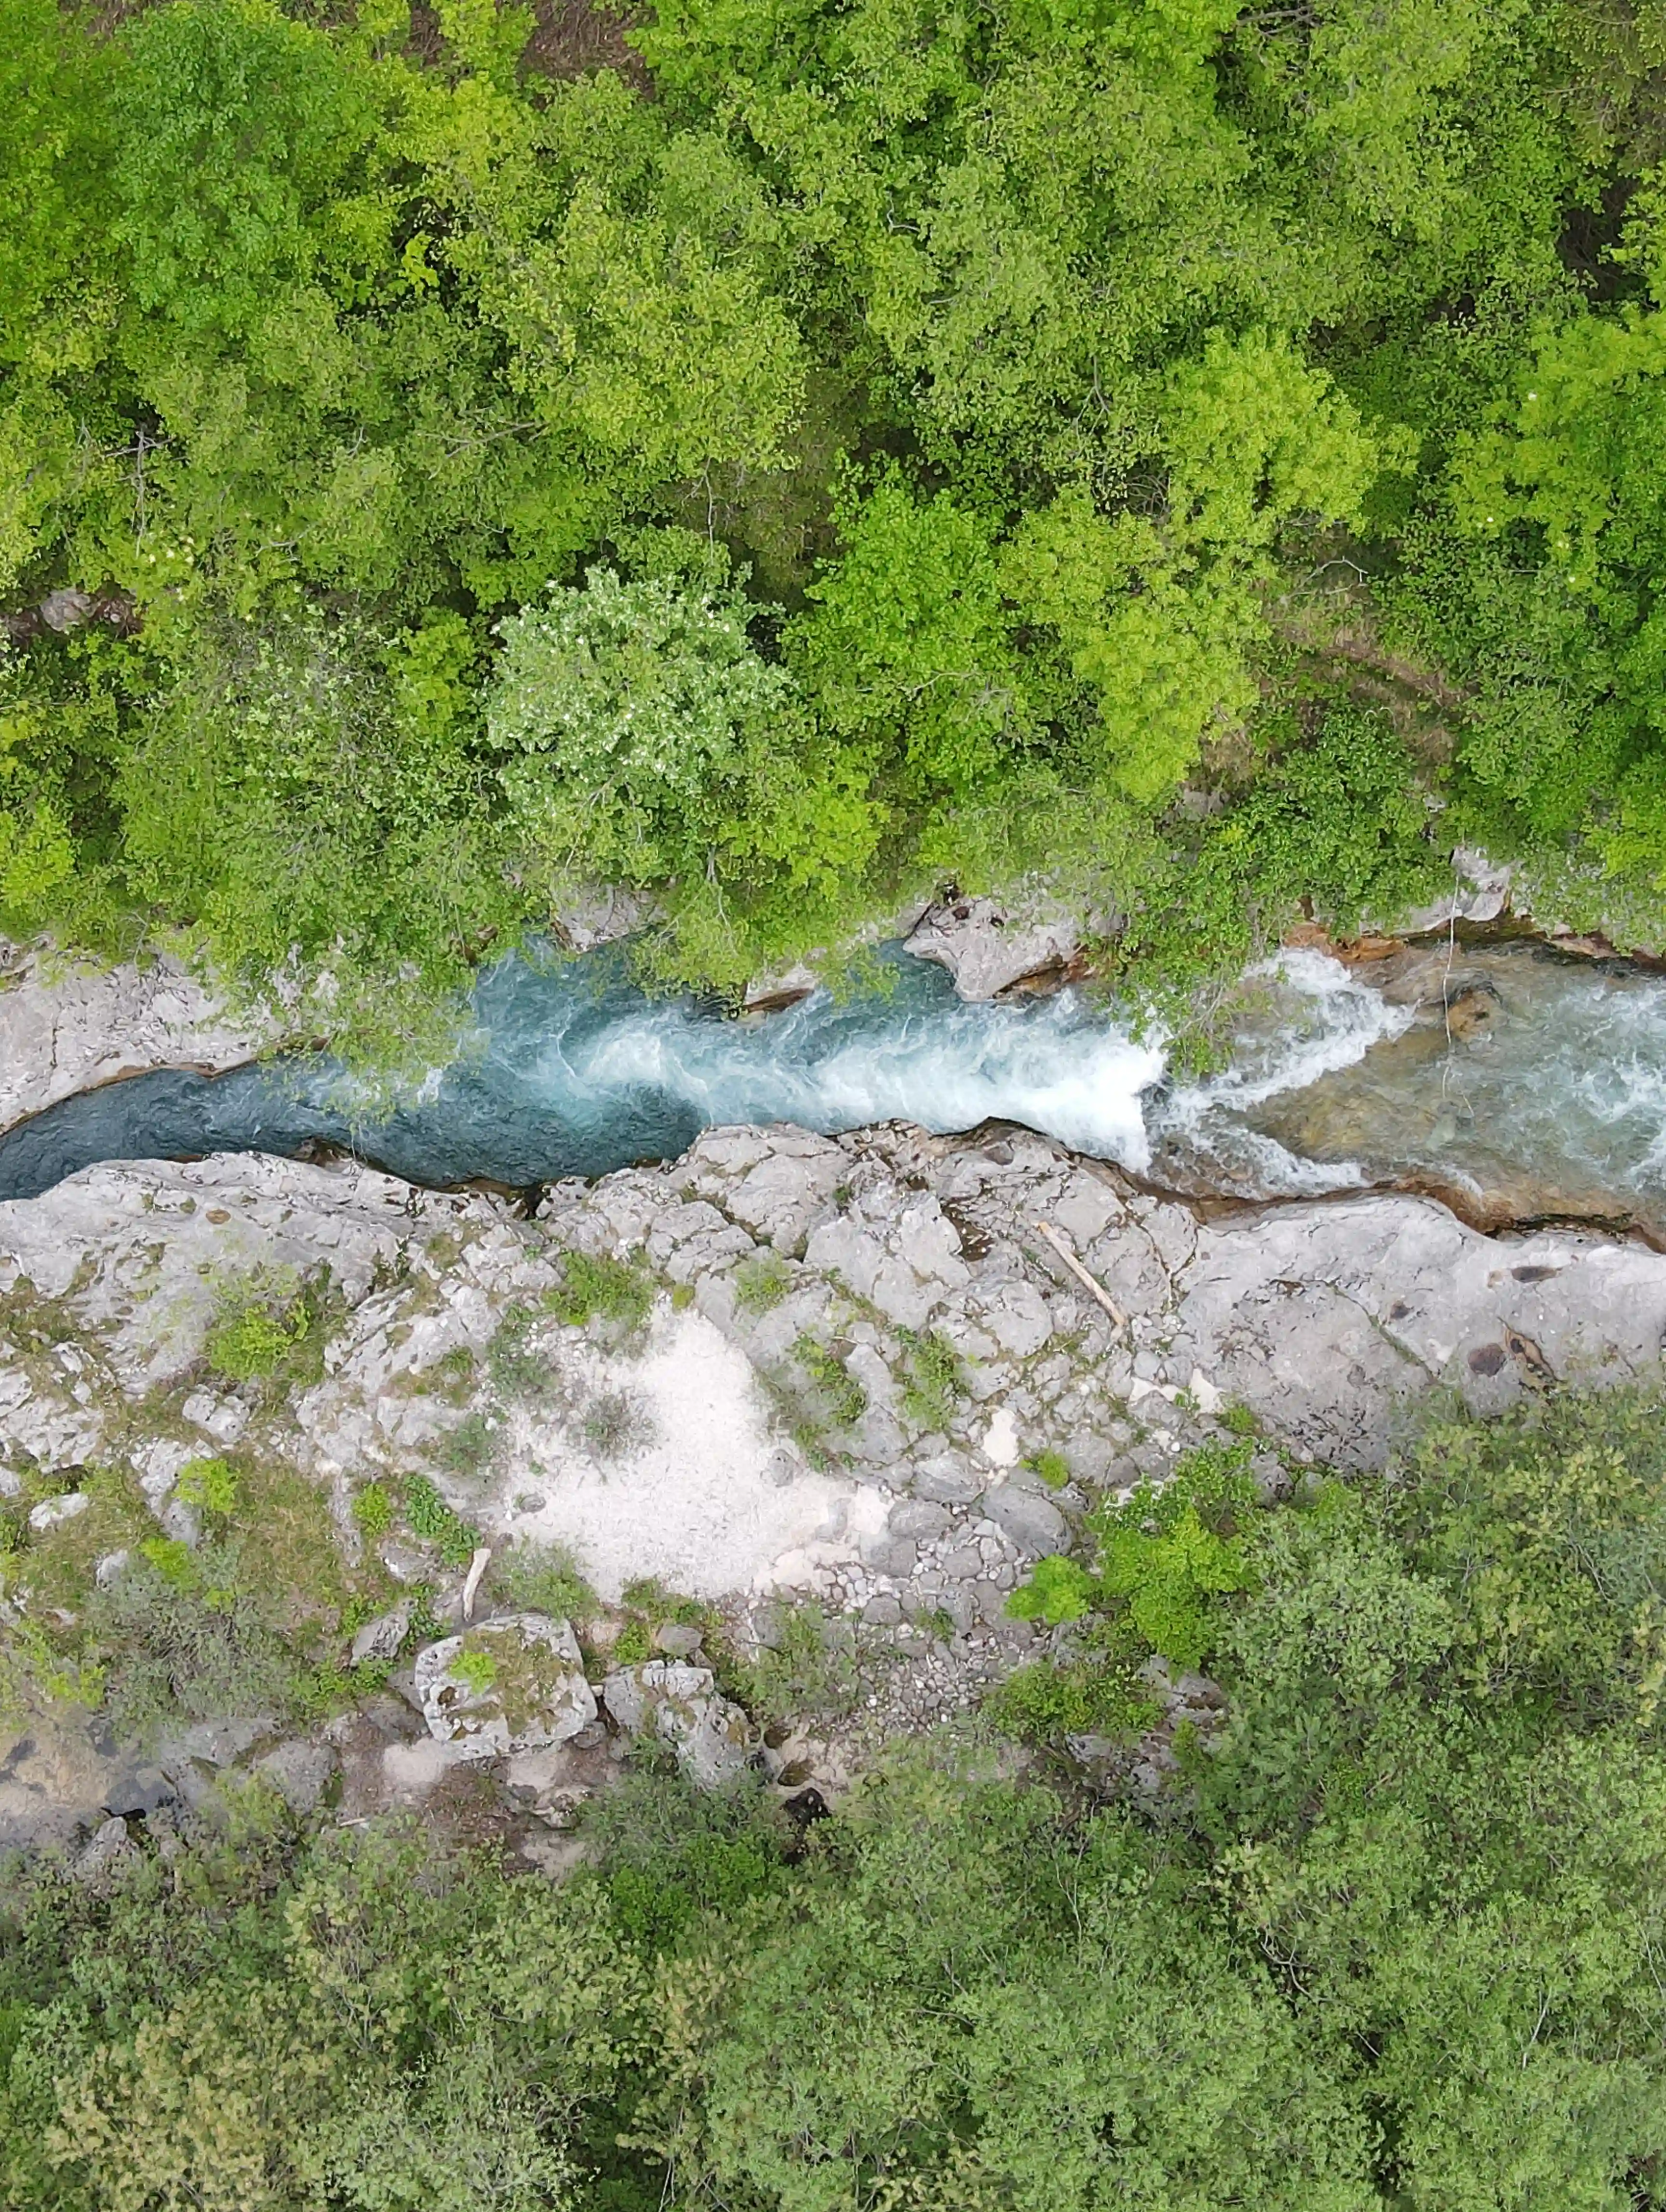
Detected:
[
  {"left": 9, "top": 1384, "right": 1666, "bottom": 2205},
  {"left": 13, "top": 0, "right": 1666, "bottom": 1039}
]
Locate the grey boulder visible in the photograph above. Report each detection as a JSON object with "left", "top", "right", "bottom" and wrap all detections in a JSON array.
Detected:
[
  {"left": 602, "top": 1660, "right": 756, "bottom": 1788},
  {"left": 414, "top": 1612, "right": 597, "bottom": 1763}
]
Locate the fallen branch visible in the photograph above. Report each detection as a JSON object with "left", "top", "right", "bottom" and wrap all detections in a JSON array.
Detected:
[
  {"left": 461, "top": 1545, "right": 493, "bottom": 1621},
  {"left": 1036, "top": 1220, "right": 1128, "bottom": 1334}
]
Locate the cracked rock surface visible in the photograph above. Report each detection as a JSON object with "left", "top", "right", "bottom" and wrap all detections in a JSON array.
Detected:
[
  {"left": 0, "top": 940, "right": 270, "bottom": 1136},
  {"left": 1, "top": 1121, "right": 1663, "bottom": 1610},
  {"left": 5, "top": 1113, "right": 1666, "bottom": 1849}
]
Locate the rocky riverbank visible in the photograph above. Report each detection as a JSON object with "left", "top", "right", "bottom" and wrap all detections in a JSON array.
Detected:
[{"left": 5, "top": 1109, "right": 1666, "bottom": 1858}]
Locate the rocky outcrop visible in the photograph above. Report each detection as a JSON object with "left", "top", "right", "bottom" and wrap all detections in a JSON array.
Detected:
[
  {"left": 414, "top": 1614, "right": 597, "bottom": 1760},
  {"left": 1386, "top": 844, "right": 1515, "bottom": 933},
  {"left": 5, "top": 1113, "right": 1666, "bottom": 1850},
  {"left": 601, "top": 1660, "right": 756, "bottom": 1787},
  {"left": 0, "top": 939, "right": 270, "bottom": 1137},
  {"left": 904, "top": 894, "right": 1081, "bottom": 999},
  {"left": 4, "top": 1122, "right": 1666, "bottom": 1598}
]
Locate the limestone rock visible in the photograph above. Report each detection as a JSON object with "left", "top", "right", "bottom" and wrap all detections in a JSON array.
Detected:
[
  {"left": 904, "top": 895, "right": 1077, "bottom": 1000},
  {"left": 982, "top": 1485, "right": 1068, "bottom": 1558},
  {"left": 254, "top": 1740, "right": 336, "bottom": 1815},
  {"left": 551, "top": 884, "right": 659, "bottom": 954},
  {"left": 1389, "top": 845, "right": 1514, "bottom": 934},
  {"left": 414, "top": 1613, "right": 597, "bottom": 1762},
  {"left": 72, "top": 1815, "right": 134, "bottom": 1885},
  {"left": 28, "top": 1491, "right": 89, "bottom": 1532},
  {"left": 0, "top": 940, "right": 270, "bottom": 1138},
  {"left": 601, "top": 1659, "right": 756, "bottom": 1788},
  {"left": 351, "top": 1601, "right": 413, "bottom": 1666}
]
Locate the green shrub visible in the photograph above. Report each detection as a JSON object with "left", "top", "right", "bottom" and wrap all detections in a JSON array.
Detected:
[
  {"left": 985, "top": 1657, "right": 1160, "bottom": 1744},
  {"left": 350, "top": 1482, "right": 393, "bottom": 1540},
  {"left": 1005, "top": 1554, "right": 1097, "bottom": 1625},
  {"left": 173, "top": 1457, "right": 238, "bottom": 1519},
  {"left": 206, "top": 1300, "right": 307, "bottom": 1382},
  {"left": 439, "top": 1410, "right": 500, "bottom": 1481},
  {"left": 402, "top": 1475, "right": 480, "bottom": 1569},
  {"left": 492, "top": 1540, "right": 596, "bottom": 1623},
  {"left": 611, "top": 1618, "right": 652, "bottom": 1665},
  {"left": 792, "top": 1336, "right": 867, "bottom": 1429},
  {"left": 83, "top": 1549, "right": 301, "bottom": 1738},
  {"left": 1003, "top": 1443, "right": 1258, "bottom": 1721},
  {"left": 545, "top": 1251, "right": 654, "bottom": 1332},
  {"left": 201, "top": 1267, "right": 317, "bottom": 1385},
  {"left": 581, "top": 1760, "right": 790, "bottom": 1956},
  {"left": 734, "top": 1253, "right": 792, "bottom": 1313},
  {"left": 451, "top": 1649, "right": 498, "bottom": 1695},
  {"left": 486, "top": 1306, "right": 560, "bottom": 1402},
  {"left": 739, "top": 1597, "right": 863, "bottom": 1726},
  {"left": 899, "top": 1329, "right": 962, "bottom": 1429},
  {"left": 1024, "top": 1447, "right": 1073, "bottom": 1490},
  {"left": 578, "top": 1388, "right": 651, "bottom": 1459}
]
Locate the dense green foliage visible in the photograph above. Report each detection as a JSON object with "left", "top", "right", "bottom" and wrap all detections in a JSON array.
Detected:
[
  {"left": 12, "top": 0, "right": 1666, "bottom": 1014},
  {"left": 11, "top": 1386, "right": 1666, "bottom": 2204}
]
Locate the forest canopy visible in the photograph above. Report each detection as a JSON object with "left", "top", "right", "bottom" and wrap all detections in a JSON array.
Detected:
[
  {"left": 11, "top": 1385, "right": 1666, "bottom": 2207},
  {"left": 7, "top": 0, "right": 1666, "bottom": 1017}
]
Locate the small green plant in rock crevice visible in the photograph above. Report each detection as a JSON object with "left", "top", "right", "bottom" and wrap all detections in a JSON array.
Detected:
[
  {"left": 350, "top": 1481, "right": 393, "bottom": 1540},
  {"left": 899, "top": 1328, "right": 962, "bottom": 1430},
  {"left": 403, "top": 1474, "right": 480, "bottom": 1569},
  {"left": 734, "top": 1252, "right": 792, "bottom": 1313},
  {"left": 987, "top": 1652, "right": 1160, "bottom": 1744},
  {"left": 544, "top": 1250, "right": 654, "bottom": 1334},
  {"left": 174, "top": 1456, "right": 238, "bottom": 1522},
  {"left": 486, "top": 1304, "right": 564, "bottom": 1404},
  {"left": 612, "top": 1618, "right": 653, "bottom": 1664},
  {"left": 202, "top": 1266, "right": 321, "bottom": 1386},
  {"left": 792, "top": 1336, "right": 868, "bottom": 1429},
  {"left": 1024, "top": 1447, "right": 1073, "bottom": 1491}
]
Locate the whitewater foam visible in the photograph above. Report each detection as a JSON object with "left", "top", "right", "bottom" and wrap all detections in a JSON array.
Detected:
[{"left": 1148, "top": 948, "right": 1416, "bottom": 1195}]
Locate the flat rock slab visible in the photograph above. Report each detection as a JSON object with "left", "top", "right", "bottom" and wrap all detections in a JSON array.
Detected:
[
  {"left": 1174, "top": 1196, "right": 1666, "bottom": 1465},
  {"left": 0, "top": 941, "right": 269, "bottom": 1137},
  {"left": 904, "top": 895, "right": 1078, "bottom": 1000}
]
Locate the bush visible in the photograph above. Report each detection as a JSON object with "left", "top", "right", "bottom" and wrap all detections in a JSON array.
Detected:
[
  {"left": 899, "top": 1329, "right": 961, "bottom": 1430},
  {"left": 985, "top": 1656, "right": 1159, "bottom": 1744},
  {"left": 82, "top": 1549, "right": 301, "bottom": 1739},
  {"left": 791, "top": 1336, "right": 867, "bottom": 1429},
  {"left": 173, "top": 1457, "right": 237, "bottom": 1519},
  {"left": 491, "top": 1540, "right": 596, "bottom": 1623},
  {"left": 545, "top": 1251, "right": 654, "bottom": 1334},
  {"left": 349, "top": 1481, "right": 393, "bottom": 1540},
  {"left": 1024, "top": 1447, "right": 1072, "bottom": 1490},
  {"left": 203, "top": 1271, "right": 311, "bottom": 1383},
  {"left": 734, "top": 1253, "right": 792, "bottom": 1313},
  {"left": 402, "top": 1475, "right": 480, "bottom": 1569},
  {"left": 739, "top": 1597, "right": 864, "bottom": 1726},
  {"left": 1005, "top": 1442, "right": 1257, "bottom": 1673}
]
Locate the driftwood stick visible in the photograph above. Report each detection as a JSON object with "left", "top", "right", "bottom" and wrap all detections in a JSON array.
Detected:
[
  {"left": 461, "top": 1545, "right": 492, "bottom": 1621},
  {"left": 1035, "top": 1221, "right": 1128, "bottom": 1333}
]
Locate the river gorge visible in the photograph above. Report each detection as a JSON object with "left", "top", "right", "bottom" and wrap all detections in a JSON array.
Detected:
[{"left": 4, "top": 930, "right": 1666, "bottom": 1243}]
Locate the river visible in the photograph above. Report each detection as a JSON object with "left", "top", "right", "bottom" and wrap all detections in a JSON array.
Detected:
[{"left": 2, "top": 937, "right": 1664, "bottom": 1237}]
